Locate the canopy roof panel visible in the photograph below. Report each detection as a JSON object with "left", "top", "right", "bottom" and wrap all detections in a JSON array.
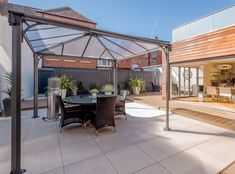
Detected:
[{"left": 18, "top": 11, "right": 171, "bottom": 61}]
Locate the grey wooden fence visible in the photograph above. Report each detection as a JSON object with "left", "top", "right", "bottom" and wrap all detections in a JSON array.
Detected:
[{"left": 38, "top": 67, "right": 161, "bottom": 94}]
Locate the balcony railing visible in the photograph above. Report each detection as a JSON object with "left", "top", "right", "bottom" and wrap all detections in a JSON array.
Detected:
[{"left": 172, "top": 5, "right": 235, "bottom": 42}]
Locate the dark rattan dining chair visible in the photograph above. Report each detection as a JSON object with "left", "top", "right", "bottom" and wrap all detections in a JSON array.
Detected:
[
  {"left": 91, "top": 95, "right": 117, "bottom": 136},
  {"left": 56, "top": 95, "right": 85, "bottom": 132},
  {"left": 115, "top": 90, "right": 127, "bottom": 120}
]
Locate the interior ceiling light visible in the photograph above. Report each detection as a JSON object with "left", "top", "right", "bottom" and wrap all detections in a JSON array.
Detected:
[{"left": 218, "top": 64, "right": 232, "bottom": 70}]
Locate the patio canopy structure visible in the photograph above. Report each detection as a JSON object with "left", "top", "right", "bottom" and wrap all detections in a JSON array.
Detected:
[{"left": 8, "top": 11, "right": 171, "bottom": 174}]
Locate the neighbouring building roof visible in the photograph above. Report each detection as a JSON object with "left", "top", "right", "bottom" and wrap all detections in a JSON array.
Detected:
[
  {"left": 43, "top": 6, "right": 96, "bottom": 24},
  {"left": 0, "top": 3, "right": 39, "bottom": 15},
  {"left": 0, "top": 2, "right": 96, "bottom": 25}
]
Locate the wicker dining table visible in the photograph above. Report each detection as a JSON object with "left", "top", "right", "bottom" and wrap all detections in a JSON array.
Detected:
[
  {"left": 63, "top": 94, "right": 121, "bottom": 106},
  {"left": 63, "top": 94, "right": 97, "bottom": 106},
  {"left": 63, "top": 94, "right": 119, "bottom": 127}
]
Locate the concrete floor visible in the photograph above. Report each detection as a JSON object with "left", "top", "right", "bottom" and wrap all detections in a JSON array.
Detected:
[{"left": 0, "top": 102, "right": 235, "bottom": 174}]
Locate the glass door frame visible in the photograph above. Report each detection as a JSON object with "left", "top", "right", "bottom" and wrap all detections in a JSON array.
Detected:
[{"left": 172, "top": 66, "right": 199, "bottom": 98}]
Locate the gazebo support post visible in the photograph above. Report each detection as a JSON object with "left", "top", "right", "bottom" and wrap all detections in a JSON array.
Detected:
[
  {"left": 164, "top": 46, "right": 171, "bottom": 131},
  {"left": 9, "top": 12, "right": 26, "bottom": 174},
  {"left": 33, "top": 54, "right": 39, "bottom": 118},
  {"left": 113, "top": 60, "right": 118, "bottom": 95}
]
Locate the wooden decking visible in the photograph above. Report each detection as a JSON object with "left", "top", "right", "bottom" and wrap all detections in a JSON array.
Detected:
[
  {"left": 172, "top": 109, "right": 235, "bottom": 131},
  {"left": 218, "top": 161, "right": 235, "bottom": 174},
  {"left": 0, "top": 99, "right": 47, "bottom": 116},
  {"left": 21, "top": 99, "right": 47, "bottom": 110},
  {"left": 128, "top": 94, "right": 235, "bottom": 131}
]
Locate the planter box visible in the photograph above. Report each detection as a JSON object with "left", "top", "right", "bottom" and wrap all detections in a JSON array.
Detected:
[
  {"left": 92, "top": 93, "right": 97, "bottom": 98},
  {"left": 3, "top": 98, "right": 11, "bottom": 117},
  {"left": 105, "top": 92, "right": 112, "bottom": 95},
  {"left": 61, "top": 89, "right": 67, "bottom": 99},
  {"left": 132, "top": 87, "right": 140, "bottom": 95}
]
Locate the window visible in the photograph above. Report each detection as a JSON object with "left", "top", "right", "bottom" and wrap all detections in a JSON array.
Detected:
[
  {"left": 132, "top": 64, "right": 139, "bottom": 69},
  {"left": 152, "top": 51, "right": 157, "bottom": 59},
  {"left": 146, "top": 52, "right": 151, "bottom": 59},
  {"left": 145, "top": 53, "right": 149, "bottom": 58},
  {"left": 97, "top": 59, "right": 112, "bottom": 67}
]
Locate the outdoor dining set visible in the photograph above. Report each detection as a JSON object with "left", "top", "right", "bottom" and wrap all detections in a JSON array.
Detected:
[{"left": 56, "top": 90, "right": 128, "bottom": 135}]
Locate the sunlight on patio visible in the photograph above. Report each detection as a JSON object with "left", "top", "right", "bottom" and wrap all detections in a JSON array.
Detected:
[
  {"left": 1, "top": 101, "right": 235, "bottom": 174},
  {"left": 125, "top": 102, "right": 166, "bottom": 118}
]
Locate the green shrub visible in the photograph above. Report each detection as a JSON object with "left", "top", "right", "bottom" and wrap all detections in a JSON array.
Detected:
[
  {"left": 129, "top": 77, "right": 146, "bottom": 93},
  {"left": 89, "top": 83, "right": 99, "bottom": 90},
  {"left": 60, "top": 74, "right": 75, "bottom": 90},
  {"left": 77, "top": 81, "right": 85, "bottom": 90}
]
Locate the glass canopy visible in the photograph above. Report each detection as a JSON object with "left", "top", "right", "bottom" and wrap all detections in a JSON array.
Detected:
[{"left": 24, "top": 20, "right": 169, "bottom": 60}]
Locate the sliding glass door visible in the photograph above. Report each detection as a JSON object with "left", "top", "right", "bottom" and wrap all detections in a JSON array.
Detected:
[{"left": 172, "top": 66, "right": 199, "bottom": 98}]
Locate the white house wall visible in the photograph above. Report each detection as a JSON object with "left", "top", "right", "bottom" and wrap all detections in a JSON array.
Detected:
[
  {"left": 0, "top": 16, "right": 12, "bottom": 109},
  {"left": 0, "top": 16, "right": 34, "bottom": 109},
  {"left": 21, "top": 36, "right": 34, "bottom": 100}
]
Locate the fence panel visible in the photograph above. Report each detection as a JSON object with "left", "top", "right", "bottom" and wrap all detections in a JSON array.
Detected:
[{"left": 38, "top": 68, "right": 161, "bottom": 93}]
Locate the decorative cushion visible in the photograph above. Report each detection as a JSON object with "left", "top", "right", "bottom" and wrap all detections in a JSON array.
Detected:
[{"left": 115, "top": 101, "right": 124, "bottom": 107}]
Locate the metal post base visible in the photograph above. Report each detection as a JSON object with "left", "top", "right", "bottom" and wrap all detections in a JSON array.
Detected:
[
  {"left": 164, "top": 127, "right": 171, "bottom": 131},
  {"left": 10, "top": 169, "right": 26, "bottom": 174},
  {"left": 42, "top": 117, "right": 58, "bottom": 122},
  {"left": 32, "top": 116, "right": 39, "bottom": 119}
]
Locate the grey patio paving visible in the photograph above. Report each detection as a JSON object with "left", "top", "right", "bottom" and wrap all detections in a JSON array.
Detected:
[{"left": 0, "top": 102, "right": 235, "bottom": 174}]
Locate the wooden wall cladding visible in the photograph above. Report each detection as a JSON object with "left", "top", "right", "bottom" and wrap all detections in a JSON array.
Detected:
[{"left": 170, "top": 25, "right": 235, "bottom": 63}]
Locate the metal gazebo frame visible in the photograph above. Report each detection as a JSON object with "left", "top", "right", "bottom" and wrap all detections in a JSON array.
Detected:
[{"left": 8, "top": 10, "right": 171, "bottom": 174}]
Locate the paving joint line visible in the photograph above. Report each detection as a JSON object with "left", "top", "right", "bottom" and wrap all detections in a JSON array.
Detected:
[{"left": 90, "top": 128, "right": 120, "bottom": 174}]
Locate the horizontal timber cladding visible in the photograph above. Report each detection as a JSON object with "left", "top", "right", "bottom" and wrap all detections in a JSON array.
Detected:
[
  {"left": 38, "top": 67, "right": 161, "bottom": 94},
  {"left": 170, "top": 25, "right": 235, "bottom": 63}
]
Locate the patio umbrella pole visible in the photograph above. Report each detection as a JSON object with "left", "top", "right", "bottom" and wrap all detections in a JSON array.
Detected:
[{"left": 9, "top": 12, "right": 26, "bottom": 174}]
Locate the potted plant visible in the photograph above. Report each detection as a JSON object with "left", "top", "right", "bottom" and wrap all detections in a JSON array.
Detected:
[
  {"left": 2, "top": 72, "right": 12, "bottom": 116},
  {"left": 139, "top": 79, "right": 146, "bottom": 93},
  {"left": 72, "top": 85, "right": 78, "bottom": 96},
  {"left": 102, "top": 84, "right": 113, "bottom": 95},
  {"left": 60, "top": 74, "right": 75, "bottom": 98},
  {"left": 129, "top": 78, "right": 141, "bottom": 95},
  {"left": 90, "top": 88, "right": 99, "bottom": 98}
]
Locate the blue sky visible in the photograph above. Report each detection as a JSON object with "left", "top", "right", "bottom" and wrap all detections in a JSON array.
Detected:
[{"left": 10, "top": 0, "right": 235, "bottom": 41}]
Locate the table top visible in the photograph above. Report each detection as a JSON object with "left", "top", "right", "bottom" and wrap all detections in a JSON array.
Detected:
[{"left": 63, "top": 94, "right": 119, "bottom": 105}]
